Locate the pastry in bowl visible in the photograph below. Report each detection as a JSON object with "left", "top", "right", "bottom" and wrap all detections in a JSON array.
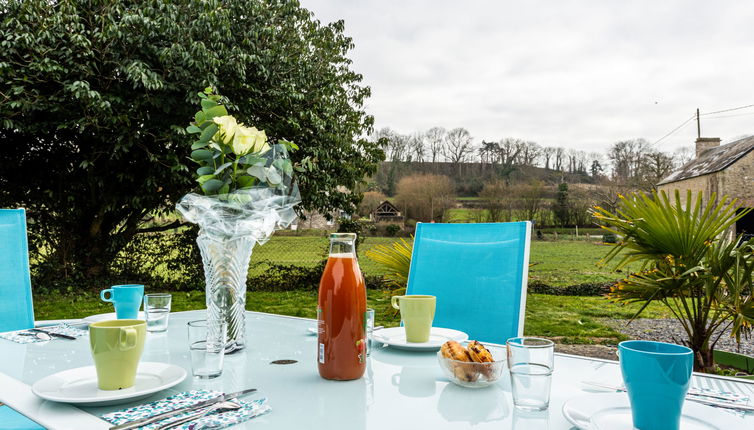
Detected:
[{"left": 438, "top": 340, "right": 505, "bottom": 388}]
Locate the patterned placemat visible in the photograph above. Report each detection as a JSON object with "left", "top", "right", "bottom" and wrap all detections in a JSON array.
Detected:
[
  {"left": 102, "top": 390, "right": 270, "bottom": 430},
  {"left": 0, "top": 323, "right": 88, "bottom": 344}
]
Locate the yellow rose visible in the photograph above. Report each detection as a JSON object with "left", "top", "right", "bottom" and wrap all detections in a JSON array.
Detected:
[
  {"left": 233, "top": 126, "right": 270, "bottom": 155},
  {"left": 213, "top": 115, "right": 238, "bottom": 144}
]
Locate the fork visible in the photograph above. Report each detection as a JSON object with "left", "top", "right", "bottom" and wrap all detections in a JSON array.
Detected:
[{"left": 157, "top": 400, "right": 242, "bottom": 430}]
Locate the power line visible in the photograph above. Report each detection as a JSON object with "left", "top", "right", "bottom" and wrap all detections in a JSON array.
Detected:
[
  {"left": 703, "top": 111, "right": 754, "bottom": 120},
  {"left": 700, "top": 103, "right": 754, "bottom": 116},
  {"left": 650, "top": 115, "right": 695, "bottom": 147}
]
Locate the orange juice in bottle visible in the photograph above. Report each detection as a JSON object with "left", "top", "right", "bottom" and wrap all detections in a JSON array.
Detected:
[{"left": 317, "top": 233, "right": 367, "bottom": 380}]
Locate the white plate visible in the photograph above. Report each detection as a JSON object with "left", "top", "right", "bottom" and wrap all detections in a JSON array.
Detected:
[
  {"left": 83, "top": 312, "right": 146, "bottom": 324},
  {"left": 562, "top": 393, "right": 743, "bottom": 430},
  {"left": 32, "top": 362, "right": 186, "bottom": 406},
  {"left": 372, "top": 327, "right": 468, "bottom": 351}
]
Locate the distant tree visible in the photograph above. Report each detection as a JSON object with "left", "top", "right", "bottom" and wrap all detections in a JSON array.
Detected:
[
  {"left": 553, "top": 147, "right": 566, "bottom": 171},
  {"left": 518, "top": 141, "right": 542, "bottom": 166},
  {"left": 673, "top": 146, "right": 694, "bottom": 167},
  {"left": 517, "top": 180, "right": 546, "bottom": 221},
  {"left": 425, "top": 127, "right": 446, "bottom": 162},
  {"left": 554, "top": 182, "right": 570, "bottom": 227},
  {"left": 608, "top": 139, "right": 650, "bottom": 182},
  {"left": 641, "top": 151, "right": 675, "bottom": 188},
  {"left": 0, "top": 0, "right": 383, "bottom": 281},
  {"left": 443, "top": 127, "right": 474, "bottom": 167},
  {"left": 479, "top": 180, "right": 512, "bottom": 222},
  {"left": 542, "top": 146, "right": 556, "bottom": 170},
  {"left": 408, "top": 132, "right": 426, "bottom": 162},
  {"left": 357, "top": 191, "right": 387, "bottom": 218},
  {"left": 377, "top": 128, "right": 409, "bottom": 162},
  {"left": 479, "top": 140, "right": 498, "bottom": 164},
  {"left": 395, "top": 174, "right": 455, "bottom": 222},
  {"left": 497, "top": 138, "right": 524, "bottom": 168},
  {"left": 590, "top": 159, "right": 604, "bottom": 179}
]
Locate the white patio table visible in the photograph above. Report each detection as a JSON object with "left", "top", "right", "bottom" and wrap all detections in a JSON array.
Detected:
[{"left": 1, "top": 310, "right": 753, "bottom": 429}]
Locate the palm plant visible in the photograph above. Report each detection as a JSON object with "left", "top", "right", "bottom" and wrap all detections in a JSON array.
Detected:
[
  {"left": 593, "top": 190, "right": 754, "bottom": 371},
  {"left": 364, "top": 238, "right": 413, "bottom": 291}
]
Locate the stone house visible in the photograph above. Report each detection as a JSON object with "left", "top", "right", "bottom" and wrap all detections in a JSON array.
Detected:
[{"left": 657, "top": 136, "right": 754, "bottom": 237}]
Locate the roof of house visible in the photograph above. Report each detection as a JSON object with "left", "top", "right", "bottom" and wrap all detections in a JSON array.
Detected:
[
  {"left": 373, "top": 200, "right": 401, "bottom": 215},
  {"left": 658, "top": 135, "right": 754, "bottom": 185}
]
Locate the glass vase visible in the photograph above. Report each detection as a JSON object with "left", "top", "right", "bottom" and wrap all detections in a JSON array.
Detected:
[{"left": 196, "top": 230, "right": 254, "bottom": 353}]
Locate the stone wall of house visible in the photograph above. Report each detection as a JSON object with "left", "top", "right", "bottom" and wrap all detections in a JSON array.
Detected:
[
  {"left": 720, "top": 151, "right": 754, "bottom": 207},
  {"left": 657, "top": 173, "right": 716, "bottom": 204}
]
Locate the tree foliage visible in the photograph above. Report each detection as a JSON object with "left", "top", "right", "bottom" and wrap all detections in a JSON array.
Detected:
[
  {"left": 0, "top": 0, "right": 383, "bottom": 281},
  {"left": 394, "top": 174, "right": 455, "bottom": 222}
]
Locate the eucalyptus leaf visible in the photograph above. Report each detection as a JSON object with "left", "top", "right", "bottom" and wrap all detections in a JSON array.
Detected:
[
  {"left": 204, "top": 105, "right": 228, "bottom": 119},
  {"left": 194, "top": 111, "right": 206, "bottom": 124},
  {"left": 191, "top": 141, "right": 209, "bottom": 150},
  {"left": 196, "top": 166, "right": 214, "bottom": 175},
  {"left": 186, "top": 125, "right": 202, "bottom": 134},
  {"left": 200, "top": 99, "right": 218, "bottom": 110},
  {"left": 201, "top": 178, "right": 224, "bottom": 192},
  {"left": 199, "top": 123, "right": 218, "bottom": 143},
  {"left": 237, "top": 176, "right": 255, "bottom": 188},
  {"left": 197, "top": 174, "right": 215, "bottom": 184},
  {"left": 214, "top": 162, "right": 233, "bottom": 175},
  {"left": 266, "top": 168, "right": 282, "bottom": 185},
  {"left": 191, "top": 149, "right": 213, "bottom": 160},
  {"left": 248, "top": 165, "right": 267, "bottom": 181}
]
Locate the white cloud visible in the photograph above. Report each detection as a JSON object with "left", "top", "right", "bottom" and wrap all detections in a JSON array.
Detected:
[{"left": 301, "top": 0, "right": 754, "bottom": 151}]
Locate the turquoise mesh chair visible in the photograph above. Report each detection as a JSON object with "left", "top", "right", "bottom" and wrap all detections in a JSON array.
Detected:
[
  {"left": 406, "top": 222, "right": 531, "bottom": 344},
  {"left": 0, "top": 209, "right": 44, "bottom": 430}
]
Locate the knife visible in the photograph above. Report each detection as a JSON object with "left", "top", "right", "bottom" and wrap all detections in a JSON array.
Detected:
[
  {"left": 29, "top": 328, "right": 77, "bottom": 340},
  {"left": 109, "top": 388, "right": 257, "bottom": 430}
]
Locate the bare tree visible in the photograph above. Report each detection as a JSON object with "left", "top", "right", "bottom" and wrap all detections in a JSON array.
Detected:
[
  {"left": 641, "top": 151, "right": 675, "bottom": 188},
  {"left": 425, "top": 127, "right": 446, "bottom": 163},
  {"left": 518, "top": 141, "right": 542, "bottom": 166},
  {"left": 673, "top": 146, "right": 694, "bottom": 167},
  {"left": 443, "top": 127, "right": 475, "bottom": 164},
  {"left": 395, "top": 174, "right": 456, "bottom": 222},
  {"left": 479, "top": 140, "right": 498, "bottom": 164},
  {"left": 608, "top": 139, "right": 650, "bottom": 182},
  {"left": 408, "top": 132, "right": 426, "bottom": 162},
  {"left": 497, "top": 138, "right": 524, "bottom": 168},
  {"left": 553, "top": 146, "right": 565, "bottom": 172},
  {"left": 375, "top": 127, "right": 409, "bottom": 162},
  {"left": 542, "top": 146, "right": 557, "bottom": 170}
]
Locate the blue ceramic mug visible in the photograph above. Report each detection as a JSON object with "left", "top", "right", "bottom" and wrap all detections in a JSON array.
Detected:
[
  {"left": 100, "top": 285, "right": 144, "bottom": 319},
  {"left": 618, "top": 340, "right": 693, "bottom": 430}
]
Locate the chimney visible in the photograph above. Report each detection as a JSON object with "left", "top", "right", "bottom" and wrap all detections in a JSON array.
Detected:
[{"left": 695, "top": 137, "right": 720, "bottom": 158}]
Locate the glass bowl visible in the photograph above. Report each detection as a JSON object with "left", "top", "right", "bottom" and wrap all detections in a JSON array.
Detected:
[{"left": 437, "top": 347, "right": 506, "bottom": 388}]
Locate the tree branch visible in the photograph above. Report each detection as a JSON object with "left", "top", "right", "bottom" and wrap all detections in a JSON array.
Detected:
[{"left": 136, "top": 220, "right": 187, "bottom": 234}]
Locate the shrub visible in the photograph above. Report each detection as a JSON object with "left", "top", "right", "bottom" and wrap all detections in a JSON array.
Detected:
[{"left": 385, "top": 224, "right": 402, "bottom": 237}]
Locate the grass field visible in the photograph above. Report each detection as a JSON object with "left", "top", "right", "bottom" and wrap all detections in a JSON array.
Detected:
[
  {"left": 251, "top": 236, "right": 632, "bottom": 287},
  {"left": 33, "top": 289, "right": 670, "bottom": 345}
]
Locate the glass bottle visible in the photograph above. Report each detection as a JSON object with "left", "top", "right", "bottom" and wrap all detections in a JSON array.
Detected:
[{"left": 317, "top": 233, "right": 367, "bottom": 380}]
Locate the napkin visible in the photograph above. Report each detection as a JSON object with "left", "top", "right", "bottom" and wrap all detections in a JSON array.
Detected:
[
  {"left": 0, "top": 323, "right": 88, "bottom": 344},
  {"left": 102, "top": 390, "right": 271, "bottom": 430}
]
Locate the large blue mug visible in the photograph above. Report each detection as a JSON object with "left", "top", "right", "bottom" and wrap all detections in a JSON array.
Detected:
[
  {"left": 618, "top": 340, "right": 693, "bottom": 430},
  {"left": 100, "top": 285, "right": 144, "bottom": 319}
]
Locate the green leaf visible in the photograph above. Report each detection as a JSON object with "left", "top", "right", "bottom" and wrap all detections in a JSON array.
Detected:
[
  {"left": 248, "top": 165, "right": 267, "bottom": 181},
  {"left": 195, "top": 111, "right": 206, "bottom": 124},
  {"left": 196, "top": 166, "right": 214, "bottom": 175},
  {"left": 203, "top": 105, "right": 228, "bottom": 119},
  {"left": 200, "top": 178, "right": 224, "bottom": 193},
  {"left": 218, "top": 184, "right": 230, "bottom": 194},
  {"left": 197, "top": 174, "right": 215, "bottom": 184},
  {"left": 200, "top": 99, "right": 218, "bottom": 110},
  {"left": 237, "top": 176, "right": 255, "bottom": 188},
  {"left": 186, "top": 125, "right": 202, "bottom": 134},
  {"left": 266, "top": 168, "right": 282, "bottom": 185},
  {"left": 191, "top": 149, "right": 213, "bottom": 160},
  {"left": 214, "top": 162, "right": 232, "bottom": 175},
  {"left": 191, "top": 141, "right": 209, "bottom": 150},
  {"left": 199, "top": 123, "right": 218, "bottom": 143}
]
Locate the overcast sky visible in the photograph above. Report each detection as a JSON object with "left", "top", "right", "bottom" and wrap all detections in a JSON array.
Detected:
[{"left": 300, "top": 0, "right": 754, "bottom": 152}]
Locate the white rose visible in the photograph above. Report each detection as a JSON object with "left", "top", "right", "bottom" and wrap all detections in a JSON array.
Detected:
[
  {"left": 212, "top": 115, "right": 238, "bottom": 144},
  {"left": 233, "top": 126, "right": 270, "bottom": 155}
]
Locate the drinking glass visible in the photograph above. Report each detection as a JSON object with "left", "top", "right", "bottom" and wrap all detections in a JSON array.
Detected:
[
  {"left": 366, "top": 308, "right": 375, "bottom": 356},
  {"left": 506, "top": 337, "right": 554, "bottom": 411},
  {"left": 188, "top": 320, "right": 226, "bottom": 379},
  {"left": 144, "top": 293, "right": 172, "bottom": 332}
]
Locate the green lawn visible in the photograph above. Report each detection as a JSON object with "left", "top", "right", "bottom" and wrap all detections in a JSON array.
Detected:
[
  {"left": 251, "top": 235, "right": 631, "bottom": 287},
  {"left": 34, "top": 289, "right": 670, "bottom": 345}
]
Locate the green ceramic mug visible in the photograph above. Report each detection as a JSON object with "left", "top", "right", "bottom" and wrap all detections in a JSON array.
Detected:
[
  {"left": 391, "top": 295, "right": 436, "bottom": 343},
  {"left": 89, "top": 319, "right": 146, "bottom": 390}
]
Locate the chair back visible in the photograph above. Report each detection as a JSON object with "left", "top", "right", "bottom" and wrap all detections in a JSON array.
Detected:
[
  {"left": 0, "top": 209, "right": 35, "bottom": 332},
  {"left": 406, "top": 222, "right": 531, "bottom": 344}
]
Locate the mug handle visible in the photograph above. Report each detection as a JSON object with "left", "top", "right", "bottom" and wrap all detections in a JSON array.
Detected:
[
  {"left": 119, "top": 327, "right": 137, "bottom": 351},
  {"left": 391, "top": 296, "right": 403, "bottom": 310},
  {"left": 100, "top": 289, "right": 114, "bottom": 303}
]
